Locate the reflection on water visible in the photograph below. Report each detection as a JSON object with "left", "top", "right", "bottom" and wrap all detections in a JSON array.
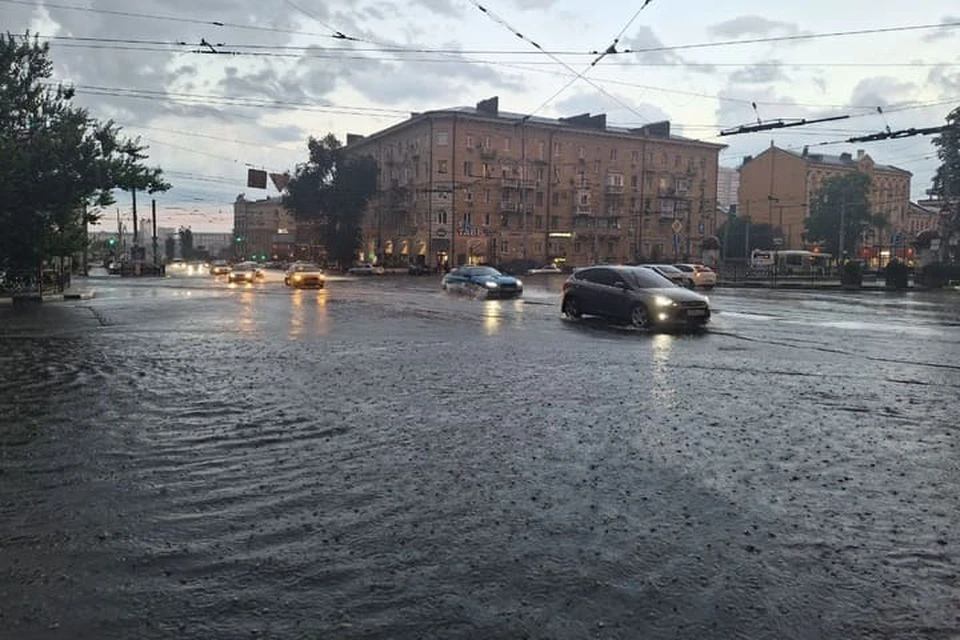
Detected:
[
  {"left": 238, "top": 290, "right": 255, "bottom": 333},
  {"left": 650, "top": 332, "right": 676, "bottom": 408},
  {"left": 482, "top": 300, "right": 501, "bottom": 335},
  {"left": 290, "top": 289, "right": 330, "bottom": 338}
]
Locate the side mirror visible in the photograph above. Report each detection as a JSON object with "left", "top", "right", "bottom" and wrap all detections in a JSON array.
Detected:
[{"left": 613, "top": 281, "right": 628, "bottom": 290}]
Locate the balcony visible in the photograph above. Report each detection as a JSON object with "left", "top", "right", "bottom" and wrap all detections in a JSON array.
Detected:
[
  {"left": 500, "top": 201, "right": 519, "bottom": 212},
  {"left": 479, "top": 147, "right": 497, "bottom": 160},
  {"left": 573, "top": 206, "right": 593, "bottom": 216},
  {"left": 605, "top": 184, "right": 624, "bottom": 194},
  {"left": 501, "top": 178, "right": 520, "bottom": 189}
]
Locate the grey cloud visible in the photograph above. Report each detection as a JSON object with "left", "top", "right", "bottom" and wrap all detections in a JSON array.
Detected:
[
  {"left": 922, "top": 16, "right": 960, "bottom": 42},
  {"left": 508, "top": 0, "right": 560, "bottom": 8},
  {"left": 406, "top": 0, "right": 460, "bottom": 17},
  {"left": 552, "top": 92, "right": 672, "bottom": 127},
  {"left": 927, "top": 65, "right": 960, "bottom": 97},
  {"left": 622, "top": 26, "right": 715, "bottom": 74},
  {"left": 729, "top": 61, "right": 788, "bottom": 85},
  {"left": 708, "top": 15, "right": 800, "bottom": 39},
  {"left": 848, "top": 76, "right": 916, "bottom": 108}
]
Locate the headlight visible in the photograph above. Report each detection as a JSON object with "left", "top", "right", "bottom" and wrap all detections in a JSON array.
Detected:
[
  {"left": 515, "top": 279, "right": 523, "bottom": 287},
  {"left": 293, "top": 275, "right": 302, "bottom": 281},
  {"left": 702, "top": 295, "right": 710, "bottom": 305},
  {"left": 653, "top": 295, "right": 676, "bottom": 307},
  {"left": 484, "top": 281, "right": 499, "bottom": 288}
]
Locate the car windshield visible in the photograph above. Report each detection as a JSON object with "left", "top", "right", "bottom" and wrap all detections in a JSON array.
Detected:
[
  {"left": 674, "top": 264, "right": 694, "bottom": 272},
  {"left": 624, "top": 267, "right": 679, "bottom": 289},
  {"left": 294, "top": 264, "right": 320, "bottom": 272},
  {"left": 462, "top": 267, "right": 501, "bottom": 277}
]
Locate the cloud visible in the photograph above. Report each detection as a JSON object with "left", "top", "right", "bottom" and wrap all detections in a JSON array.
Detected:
[
  {"left": 508, "top": 0, "right": 560, "bottom": 8},
  {"left": 405, "top": 0, "right": 460, "bottom": 17},
  {"left": 708, "top": 15, "right": 800, "bottom": 39},
  {"left": 729, "top": 61, "right": 788, "bottom": 85},
  {"left": 622, "top": 25, "right": 715, "bottom": 74},
  {"left": 922, "top": 16, "right": 960, "bottom": 42},
  {"left": 552, "top": 91, "right": 672, "bottom": 129},
  {"left": 927, "top": 65, "right": 960, "bottom": 98},
  {"left": 848, "top": 76, "right": 916, "bottom": 109}
]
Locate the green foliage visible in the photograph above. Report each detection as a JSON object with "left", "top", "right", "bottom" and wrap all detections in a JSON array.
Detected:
[
  {"left": 0, "top": 32, "right": 169, "bottom": 270},
  {"left": 716, "top": 216, "right": 778, "bottom": 259},
  {"left": 164, "top": 236, "right": 175, "bottom": 261},
  {"left": 805, "top": 172, "right": 873, "bottom": 257},
  {"left": 841, "top": 259, "right": 863, "bottom": 287},
  {"left": 884, "top": 258, "right": 909, "bottom": 289},
  {"left": 929, "top": 106, "right": 960, "bottom": 260},
  {"left": 283, "top": 133, "right": 379, "bottom": 267}
]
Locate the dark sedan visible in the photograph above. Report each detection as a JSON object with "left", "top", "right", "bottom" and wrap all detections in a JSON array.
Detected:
[
  {"left": 561, "top": 265, "right": 710, "bottom": 330},
  {"left": 441, "top": 265, "right": 523, "bottom": 299}
]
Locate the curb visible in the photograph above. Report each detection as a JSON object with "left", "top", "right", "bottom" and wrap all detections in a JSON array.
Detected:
[{"left": 0, "top": 290, "right": 95, "bottom": 304}]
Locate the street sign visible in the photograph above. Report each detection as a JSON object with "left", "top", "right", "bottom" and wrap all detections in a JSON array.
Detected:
[
  {"left": 671, "top": 220, "right": 683, "bottom": 234},
  {"left": 673, "top": 233, "right": 681, "bottom": 250},
  {"left": 698, "top": 222, "right": 705, "bottom": 234},
  {"left": 891, "top": 233, "right": 901, "bottom": 246},
  {"left": 773, "top": 237, "right": 783, "bottom": 247}
]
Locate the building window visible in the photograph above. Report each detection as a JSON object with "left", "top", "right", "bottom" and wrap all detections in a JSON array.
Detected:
[
  {"left": 465, "top": 189, "right": 473, "bottom": 202},
  {"left": 466, "top": 134, "right": 474, "bottom": 148},
  {"left": 502, "top": 241, "right": 509, "bottom": 253},
  {"left": 463, "top": 161, "right": 472, "bottom": 177},
  {"left": 483, "top": 136, "right": 491, "bottom": 148},
  {"left": 481, "top": 163, "right": 491, "bottom": 177},
  {"left": 483, "top": 188, "right": 491, "bottom": 203},
  {"left": 438, "top": 160, "right": 448, "bottom": 174},
  {"left": 538, "top": 141, "right": 545, "bottom": 160},
  {"left": 574, "top": 242, "right": 582, "bottom": 253},
  {"left": 463, "top": 212, "right": 471, "bottom": 227},
  {"left": 504, "top": 137, "right": 511, "bottom": 151},
  {"left": 501, "top": 188, "right": 511, "bottom": 201},
  {"left": 553, "top": 141, "right": 561, "bottom": 156},
  {"left": 536, "top": 167, "right": 545, "bottom": 182},
  {"left": 553, "top": 166, "right": 561, "bottom": 182},
  {"left": 631, "top": 174, "right": 638, "bottom": 188},
  {"left": 674, "top": 155, "right": 681, "bottom": 167},
  {"left": 536, "top": 191, "right": 544, "bottom": 206},
  {"left": 552, "top": 192, "right": 560, "bottom": 205},
  {"left": 593, "top": 160, "right": 601, "bottom": 174},
  {"left": 484, "top": 213, "right": 491, "bottom": 226},
  {"left": 551, "top": 215, "right": 559, "bottom": 228},
  {"left": 436, "top": 131, "right": 449, "bottom": 146},
  {"left": 579, "top": 192, "right": 590, "bottom": 206},
  {"left": 578, "top": 146, "right": 585, "bottom": 159},
  {"left": 438, "top": 210, "right": 448, "bottom": 224},
  {"left": 535, "top": 216, "right": 543, "bottom": 229},
  {"left": 610, "top": 148, "right": 617, "bottom": 161},
  {"left": 631, "top": 150, "right": 640, "bottom": 162}
]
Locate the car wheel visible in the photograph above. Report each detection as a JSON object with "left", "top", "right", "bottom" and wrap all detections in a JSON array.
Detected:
[
  {"left": 630, "top": 304, "right": 650, "bottom": 329},
  {"left": 562, "top": 295, "right": 582, "bottom": 318}
]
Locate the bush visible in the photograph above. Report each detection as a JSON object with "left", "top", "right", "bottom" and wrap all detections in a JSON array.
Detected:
[
  {"left": 917, "top": 262, "right": 960, "bottom": 288},
  {"left": 841, "top": 260, "right": 863, "bottom": 288},
  {"left": 884, "top": 259, "right": 909, "bottom": 289}
]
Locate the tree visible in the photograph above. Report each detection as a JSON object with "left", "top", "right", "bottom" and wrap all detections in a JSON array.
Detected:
[
  {"left": 283, "top": 133, "right": 378, "bottom": 267},
  {"left": 0, "top": 32, "right": 169, "bottom": 271},
  {"left": 164, "top": 236, "right": 176, "bottom": 262},
  {"left": 804, "top": 172, "right": 873, "bottom": 257},
  {"left": 717, "top": 216, "right": 777, "bottom": 259},
  {"left": 929, "top": 106, "right": 960, "bottom": 262}
]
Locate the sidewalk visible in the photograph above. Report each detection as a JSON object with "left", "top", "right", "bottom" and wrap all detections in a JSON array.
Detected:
[
  {"left": 0, "top": 278, "right": 96, "bottom": 305},
  {"left": 717, "top": 277, "right": 915, "bottom": 291}
]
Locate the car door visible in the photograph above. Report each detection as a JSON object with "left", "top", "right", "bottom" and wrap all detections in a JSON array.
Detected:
[
  {"left": 593, "top": 268, "right": 633, "bottom": 319},
  {"left": 571, "top": 268, "right": 603, "bottom": 315}
]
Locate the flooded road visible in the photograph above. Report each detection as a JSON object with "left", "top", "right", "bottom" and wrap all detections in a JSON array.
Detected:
[{"left": 2, "top": 273, "right": 958, "bottom": 639}]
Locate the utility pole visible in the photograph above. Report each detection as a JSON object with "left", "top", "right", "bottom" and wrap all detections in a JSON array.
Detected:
[
  {"left": 151, "top": 199, "right": 158, "bottom": 268},
  {"left": 131, "top": 188, "right": 138, "bottom": 249},
  {"left": 838, "top": 199, "right": 846, "bottom": 263}
]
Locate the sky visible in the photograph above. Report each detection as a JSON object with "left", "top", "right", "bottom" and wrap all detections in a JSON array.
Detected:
[{"left": 7, "top": 0, "right": 959, "bottom": 232}]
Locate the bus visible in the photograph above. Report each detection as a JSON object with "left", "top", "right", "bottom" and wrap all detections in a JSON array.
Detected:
[{"left": 750, "top": 250, "right": 833, "bottom": 276}]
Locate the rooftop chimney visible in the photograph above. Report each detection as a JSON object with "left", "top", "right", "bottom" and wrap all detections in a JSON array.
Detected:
[
  {"left": 742, "top": 155, "right": 753, "bottom": 165},
  {"left": 839, "top": 152, "right": 853, "bottom": 163},
  {"left": 802, "top": 146, "right": 809, "bottom": 157},
  {"left": 857, "top": 149, "right": 865, "bottom": 160},
  {"left": 476, "top": 96, "right": 499, "bottom": 116},
  {"left": 346, "top": 133, "right": 365, "bottom": 145}
]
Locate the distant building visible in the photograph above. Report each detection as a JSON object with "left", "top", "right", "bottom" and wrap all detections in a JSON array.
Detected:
[
  {"left": 345, "top": 96, "right": 726, "bottom": 267},
  {"left": 716, "top": 166, "right": 739, "bottom": 214},
  {"left": 739, "top": 144, "right": 911, "bottom": 250},
  {"left": 233, "top": 195, "right": 297, "bottom": 261}
]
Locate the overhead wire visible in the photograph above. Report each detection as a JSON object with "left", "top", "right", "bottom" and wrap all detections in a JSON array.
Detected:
[{"left": 468, "top": 0, "right": 658, "bottom": 121}]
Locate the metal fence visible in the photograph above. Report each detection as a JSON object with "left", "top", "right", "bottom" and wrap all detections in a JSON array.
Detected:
[{"left": 0, "top": 266, "right": 69, "bottom": 298}]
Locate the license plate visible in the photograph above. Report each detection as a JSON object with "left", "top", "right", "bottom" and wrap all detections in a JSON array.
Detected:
[{"left": 687, "top": 308, "right": 706, "bottom": 317}]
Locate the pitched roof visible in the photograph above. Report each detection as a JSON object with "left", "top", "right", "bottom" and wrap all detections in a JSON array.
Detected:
[{"left": 781, "top": 148, "right": 910, "bottom": 175}]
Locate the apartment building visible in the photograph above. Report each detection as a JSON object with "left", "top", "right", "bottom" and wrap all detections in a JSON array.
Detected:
[
  {"left": 345, "top": 97, "right": 726, "bottom": 268},
  {"left": 716, "top": 166, "right": 739, "bottom": 214},
  {"left": 738, "top": 144, "right": 912, "bottom": 250},
  {"left": 233, "top": 195, "right": 297, "bottom": 261}
]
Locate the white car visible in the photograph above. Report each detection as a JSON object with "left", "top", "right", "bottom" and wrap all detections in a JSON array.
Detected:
[
  {"left": 527, "top": 263, "right": 562, "bottom": 275},
  {"left": 673, "top": 263, "right": 717, "bottom": 289},
  {"left": 348, "top": 263, "right": 385, "bottom": 276}
]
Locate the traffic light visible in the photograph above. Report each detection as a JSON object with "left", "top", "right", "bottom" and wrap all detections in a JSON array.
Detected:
[
  {"left": 108, "top": 238, "right": 117, "bottom": 248},
  {"left": 236, "top": 236, "right": 243, "bottom": 243}
]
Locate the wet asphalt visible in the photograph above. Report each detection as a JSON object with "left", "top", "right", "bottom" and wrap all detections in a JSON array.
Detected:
[{"left": 1, "top": 270, "right": 958, "bottom": 639}]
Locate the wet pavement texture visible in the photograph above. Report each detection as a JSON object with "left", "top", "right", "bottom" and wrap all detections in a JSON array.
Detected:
[{"left": 1, "top": 271, "right": 959, "bottom": 639}]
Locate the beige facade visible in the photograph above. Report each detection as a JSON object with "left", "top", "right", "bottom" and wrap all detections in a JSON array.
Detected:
[
  {"left": 233, "top": 195, "right": 296, "bottom": 260},
  {"left": 738, "top": 145, "right": 912, "bottom": 250},
  {"left": 345, "top": 97, "right": 725, "bottom": 268},
  {"left": 906, "top": 201, "right": 940, "bottom": 239}
]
